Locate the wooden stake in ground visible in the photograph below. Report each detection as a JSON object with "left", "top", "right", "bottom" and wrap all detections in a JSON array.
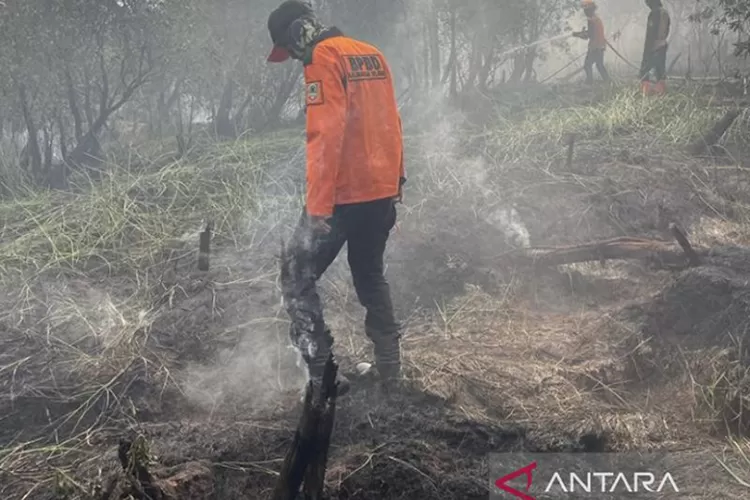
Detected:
[
  {"left": 197, "top": 221, "right": 213, "bottom": 271},
  {"left": 272, "top": 354, "right": 339, "bottom": 500},
  {"left": 565, "top": 133, "right": 576, "bottom": 169}
]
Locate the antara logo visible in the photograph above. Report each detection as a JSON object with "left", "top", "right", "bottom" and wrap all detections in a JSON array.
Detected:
[
  {"left": 495, "top": 462, "right": 680, "bottom": 498},
  {"left": 545, "top": 471, "right": 679, "bottom": 493},
  {"left": 495, "top": 462, "right": 537, "bottom": 500}
]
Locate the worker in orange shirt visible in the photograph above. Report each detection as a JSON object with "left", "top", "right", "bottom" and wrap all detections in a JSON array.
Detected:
[
  {"left": 267, "top": 1, "right": 405, "bottom": 396},
  {"left": 573, "top": 0, "right": 610, "bottom": 84}
]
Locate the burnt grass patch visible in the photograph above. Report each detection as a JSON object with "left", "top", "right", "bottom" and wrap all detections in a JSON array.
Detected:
[{"left": 135, "top": 383, "right": 610, "bottom": 499}]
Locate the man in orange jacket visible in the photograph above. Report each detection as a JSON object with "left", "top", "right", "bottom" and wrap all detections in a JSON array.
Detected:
[
  {"left": 573, "top": 0, "right": 610, "bottom": 84},
  {"left": 267, "top": 1, "right": 405, "bottom": 395}
]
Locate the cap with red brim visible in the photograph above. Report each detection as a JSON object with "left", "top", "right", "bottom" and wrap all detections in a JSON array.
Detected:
[{"left": 267, "top": 45, "right": 291, "bottom": 63}]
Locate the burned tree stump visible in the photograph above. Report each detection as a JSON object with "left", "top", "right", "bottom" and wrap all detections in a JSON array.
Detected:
[
  {"left": 301, "top": 357, "right": 338, "bottom": 500},
  {"left": 118, "top": 437, "right": 164, "bottom": 500},
  {"left": 272, "top": 354, "right": 339, "bottom": 500}
]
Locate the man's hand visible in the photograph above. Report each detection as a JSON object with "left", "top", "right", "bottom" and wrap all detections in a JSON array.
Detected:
[
  {"left": 573, "top": 26, "right": 590, "bottom": 40},
  {"left": 393, "top": 176, "right": 406, "bottom": 204},
  {"left": 393, "top": 188, "right": 403, "bottom": 204},
  {"left": 308, "top": 215, "right": 331, "bottom": 234}
]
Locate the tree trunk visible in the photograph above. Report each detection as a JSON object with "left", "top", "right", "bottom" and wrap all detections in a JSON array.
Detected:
[
  {"left": 176, "top": 95, "right": 195, "bottom": 159},
  {"left": 68, "top": 95, "right": 135, "bottom": 166},
  {"left": 466, "top": 33, "right": 482, "bottom": 89},
  {"left": 18, "top": 83, "right": 42, "bottom": 177},
  {"left": 449, "top": 6, "right": 457, "bottom": 98},
  {"left": 522, "top": 49, "right": 537, "bottom": 83},
  {"left": 57, "top": 113, "right": 68, "bottom": 161},
  {"left": 83, "top": 66, "right": 95, "bottom": 129},
  {"left": 156, "top": 78, "right": 183, "bottom": 137},
  {"left": 65, "top": 67, "right": 84, "bottom": 141},
  {"left": 266, "top": 66, "right": 302, "bottom": 128},
  {"left": 428, "top": 1, "right": 441, "bottom": 88},
  {"left": 422, "top": 23, "right": 430, "bottom": 90},
  {"left": 479, "top": 46, "right": 496, "bottom": 90},
  {"left": 215, "top": 79, "right": 236, "bottom": 138},
  {"left": 509, "top": 53, "right": 525, "bottom": 83},
  {"left": 156, "top": 90, "right": 166, "bottom": 137},
  {"left": 43, "top": 125, "right": 53, "bottom": 173}
]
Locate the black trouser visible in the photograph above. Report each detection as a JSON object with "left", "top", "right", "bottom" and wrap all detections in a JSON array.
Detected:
[
  {"left": 281, "top": 197, "right": 400, "bottom": 376},
  {"left": 584, "top": 48, "right": 609, "bottom": 83},
  {"left": 640, "top": 45, "right": 668, "bottom": 81}
]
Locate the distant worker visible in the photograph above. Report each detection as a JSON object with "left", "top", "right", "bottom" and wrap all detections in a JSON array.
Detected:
[
  {"left": 640, "top": 0, "right": 671, "bottom": 94},
  {"left": 266, "top": 1, "right": 405, "bottom": 396},
  {"left": 573, "top": 0, "right": 610, "bottom": 84}
]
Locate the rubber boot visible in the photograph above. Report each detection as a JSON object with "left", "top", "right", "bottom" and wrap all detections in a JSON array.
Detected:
[{"left": 373, "top": 337, "right": 402, "bottom": 391}]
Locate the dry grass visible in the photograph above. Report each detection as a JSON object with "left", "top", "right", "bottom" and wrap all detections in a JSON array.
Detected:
[
  {"left": 0, "top": 134, "right": 304, "bottom": 280},
  {"left": 0, "top": 131, "right": 307, "bottom": 498}
]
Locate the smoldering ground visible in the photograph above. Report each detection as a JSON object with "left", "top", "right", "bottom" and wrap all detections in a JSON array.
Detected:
[{"left": 171, "top": 96, "right": 532, "bottom": 415}]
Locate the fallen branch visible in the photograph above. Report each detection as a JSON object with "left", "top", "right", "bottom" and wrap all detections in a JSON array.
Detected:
[
  {"left": 689, "top": 108, "right": 741, "bottom": 156},
  {"left": 506, "top": 235, "right": 703, "bottom": 269}
]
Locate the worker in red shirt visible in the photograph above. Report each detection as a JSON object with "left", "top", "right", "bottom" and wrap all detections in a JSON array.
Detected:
[
  {"left": 573, "top": 0, "right": 610, "bottom": 84},
  {"left": 267, "top": 1, "right": 405, "bottom": 396}
]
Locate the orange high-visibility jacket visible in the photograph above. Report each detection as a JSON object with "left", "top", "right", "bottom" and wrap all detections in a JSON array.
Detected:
[
  {"left": 303, "top": 32, "right": 404, "bottom": 217},
  {"left": 587, "top": 15, "right": 606, "bottom": 50}
]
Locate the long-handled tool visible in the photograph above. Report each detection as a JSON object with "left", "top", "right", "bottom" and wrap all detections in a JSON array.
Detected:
[{"left": 606, "top": 40, "right": 639, "bottom": 70}]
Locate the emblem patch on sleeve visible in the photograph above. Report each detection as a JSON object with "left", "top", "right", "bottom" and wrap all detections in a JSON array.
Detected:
[{"left": 306, "top": 81, "right": 323, "bottom": 106}]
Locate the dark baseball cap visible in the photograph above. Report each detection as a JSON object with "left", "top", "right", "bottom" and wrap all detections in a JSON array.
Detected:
[{"left": 267, "top": 0, "right": 314, "bottom": 63}]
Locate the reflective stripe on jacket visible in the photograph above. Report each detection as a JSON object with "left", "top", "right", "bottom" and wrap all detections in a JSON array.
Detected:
[{"left": 303, "top": 34, "right": 404, "bottom": 217}]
